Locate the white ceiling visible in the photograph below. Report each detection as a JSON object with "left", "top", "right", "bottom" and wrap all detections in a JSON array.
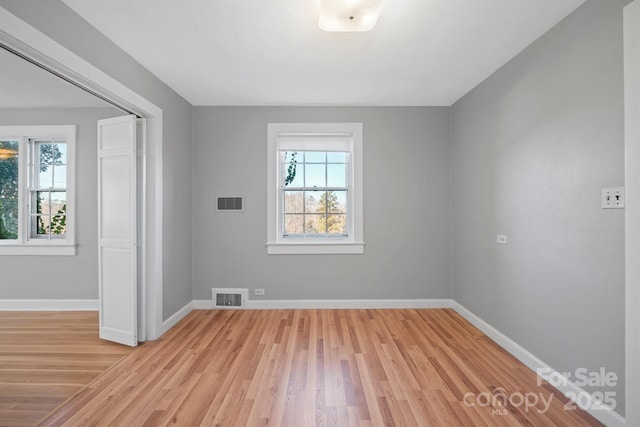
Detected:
[
  {"left": 62, "top": 0, "right": 585, "bottom": 106},
  {"left": 0, "top": 47, "right": 111, "bottom": 109}
]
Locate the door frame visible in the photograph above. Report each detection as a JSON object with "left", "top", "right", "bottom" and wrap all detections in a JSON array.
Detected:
[
  {"left": 0, "top": 7, "right": 163, "bottom": 340},
  {"left": 624, "top": 1, "right": 640, "bottom": 425}
]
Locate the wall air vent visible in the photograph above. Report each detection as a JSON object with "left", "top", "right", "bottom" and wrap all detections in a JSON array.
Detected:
[
  {"left": 212, "top": 288, "right": 248, "bottom": 309},
  {"left": 217, "top": 196, "right": 244, "bottom": 212}
]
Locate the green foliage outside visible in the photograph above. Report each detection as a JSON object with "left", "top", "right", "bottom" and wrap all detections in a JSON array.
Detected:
[
  {"left": 50, "top": 204, "right": 67, "bottom": 235},
  {"left": 284, "top": 151, "right": 297, "bottom": 186},
  {"left": 305, "top": 191, "right": 346, "bottom": 234},
  {"left": 0, "top": 141, "right": 18, "bottom": 239},
  {"left": 39, "top": 143, "right": 63, "bottom": 172}
]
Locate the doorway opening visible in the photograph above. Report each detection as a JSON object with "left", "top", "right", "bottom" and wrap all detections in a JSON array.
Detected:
[{"left": 0, "top": 7, "right": 163, "bottom": 341}]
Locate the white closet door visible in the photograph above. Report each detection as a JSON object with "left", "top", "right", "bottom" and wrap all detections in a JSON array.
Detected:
[{"left": 97, "top": 115, "right": 138, "bottom": 347}]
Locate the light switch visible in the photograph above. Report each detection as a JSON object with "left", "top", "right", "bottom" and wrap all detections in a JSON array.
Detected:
[
  {"left": 497, "top": 235, "right": 508, "bottom": 245},
  {"left": 602, "top": 187, "right": 625, "bottom": 209}
]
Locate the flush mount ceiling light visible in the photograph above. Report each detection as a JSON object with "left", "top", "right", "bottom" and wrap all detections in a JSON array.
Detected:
[{"left": 319, "top": 0, "right": 383, "bottom": 32}]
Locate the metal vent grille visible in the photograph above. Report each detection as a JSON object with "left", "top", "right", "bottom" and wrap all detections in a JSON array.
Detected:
[
  {"left": 217, "top": 196, "right": 244, "bottom": 212},
  {"left": 216, "top": 293, "right": 242, "bottom": 307},
  {"left": 212, "top": 288, "right": 248, "bottom": 309}
]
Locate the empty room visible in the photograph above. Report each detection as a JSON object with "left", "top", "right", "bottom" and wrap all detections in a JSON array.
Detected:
[{"left": 0, "top": 0, "right": 638, "bottom": 426}]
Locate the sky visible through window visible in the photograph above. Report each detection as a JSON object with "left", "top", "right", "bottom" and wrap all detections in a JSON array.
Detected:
[{"left": 281, "top": 151, "right": 348, "bottom": 237}]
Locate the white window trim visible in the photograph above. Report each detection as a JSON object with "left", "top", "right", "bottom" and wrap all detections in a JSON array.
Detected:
[
  {"left": 267, "top": 122, "right": 364, "bottom": 255},
  {"left": 0, "top": 125, "right": 76, "bottom": 256}
]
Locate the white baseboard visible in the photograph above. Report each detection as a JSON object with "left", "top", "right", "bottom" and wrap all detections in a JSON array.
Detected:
[
  {"left": 160, "top": 301, "right": 193, "bottom": 336},
  {"left": 0, "top": 299, "right": 98, "bottom": 311},
  {"left": 193, "top": 298, "right": 453, "bottom": 310},
  {"left": 193, "top": 299, "right": 214, "bottom": 309},
  {"left": 451, "top": 301, "right": 625, "bottom": 427}
]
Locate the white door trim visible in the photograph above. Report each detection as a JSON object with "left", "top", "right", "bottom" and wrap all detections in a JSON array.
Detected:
[
  {"left": 0, "top": 7, "right": 163, "bottom": 340},
  {"left": 624, "top": 1, "right": 640, "bottom": 424}
]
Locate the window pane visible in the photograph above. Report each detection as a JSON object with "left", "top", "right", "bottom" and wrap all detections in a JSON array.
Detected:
[
  {"left": 51, "top": 192, "right": 67, "bottom": 235},
  {"left": 328, "top": 191, "right": 347, "bottom": 213},
  {"left": 284, "top": 191, "right": 303, "bottom": 213},
  {"left": 282, "top": 151, "right": 298, "bottom": 164},
  {"left": 304, "top": 151, "right": 325, "bottom": 163},
  {"left": 326, "top": 214, "right": 347, "bottom": 235},
  {"left": 53, "top": 165, "right": 67, "bottom": 188},
  {"left": 30, "top": 192, "right": 66, "bottom": 237},
  {"left": 305, "top": 164, "right": 325, "bottom": 187},
  {"left": 0, "top": 140, "right": 19, "bottom": 240},
  {"left": 327, "top": 152, "right": 346, "bottom": 163},
  {"left": 33, "top": 191, "right": 49, "bottom": 215},
  {"left": 56, "top": 143, "right": 67, "bottom": 164},
  {"left": 50, "top": 213, "right": 66, "bottom": 236},
  {"left": 283, "top": 214, "right": 304, "bottom": 234},
  {"left": 327, "top": 163, "right": 347, "bottom": 188},
  {"left": 39, "top": 167, "right": 53, "bottom": 188},
  {"left": 32, "top": 191, "right": 50, "bottom": 237},
  {"left": 51, "top": 192, "right": 66, "bottom": 211},
  {"left": 38, "top": 142, "right": 64, "bottom": 167},
  {"left": 282, "top": 162, "right": 303, "bottom": 187},
  {"left": 33, "top": 215, "right": 49, "bottom": 236},
  {"left": 304, "top": 214, "right": 323, "bottom": 234},
  {"left": 304, "top": 191, "right": 321, "bottom": 212},
  {"left": 39, "top": 143, "right": 52, "bottom": 167},
  {"left": 317, "top": 191, "right": 328, "bottom": 214},
  {"left": 315, "top": 191, "right": 346, "bottom": 214},
  {"left": 281, "top": 151, "right": 301, "bottom": 187}
]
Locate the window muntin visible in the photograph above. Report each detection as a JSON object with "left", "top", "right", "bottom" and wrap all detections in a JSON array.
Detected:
[{"left": 281, "top": 151, "right": 349, "bottom": 238}]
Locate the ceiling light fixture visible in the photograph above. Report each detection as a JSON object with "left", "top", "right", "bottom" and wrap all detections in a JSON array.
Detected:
[{"left": 319, "top": 0, "right": 383, "bottom": 32}]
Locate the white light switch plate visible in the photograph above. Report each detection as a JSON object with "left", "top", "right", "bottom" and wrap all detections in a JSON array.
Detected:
[
  {"left": 602, "top": 187, "right": 625, "bottom": 209},
  {"left": 497, "top": 235, "right": 508, "bottom": 245}
]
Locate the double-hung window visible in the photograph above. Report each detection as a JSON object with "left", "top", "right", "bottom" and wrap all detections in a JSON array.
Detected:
[
  {"left": 267, "top": 123, "right": 364, "bottom": 254},
  {"left": 0, "top": 125, "right": 76, "bottom": 255}
]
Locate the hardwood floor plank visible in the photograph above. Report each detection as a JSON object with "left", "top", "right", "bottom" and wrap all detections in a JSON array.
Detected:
[
  {"left": 28, "top": 309, "right": 605, "bottom": 426},
  {"left": 0, "top": 311, "right": 132, "bottom": 427}
]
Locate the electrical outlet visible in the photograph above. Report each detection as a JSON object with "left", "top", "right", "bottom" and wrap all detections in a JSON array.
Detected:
[
  {"left": 496, "top": 235, "right": 508, "bottom": 245},
  {"left": 254, "top": 288, "right": 265, "bottom": 296},
  {"left": 602, "top": 187, "right": 625, "bottom": 209}
]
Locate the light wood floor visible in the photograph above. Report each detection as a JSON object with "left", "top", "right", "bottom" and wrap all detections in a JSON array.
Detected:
[
  {"left": 0, "top": 311, "right": 132, "bottom": 427},
  {"left": 35, "top": 309, "right": 602, "bottom": 426}
]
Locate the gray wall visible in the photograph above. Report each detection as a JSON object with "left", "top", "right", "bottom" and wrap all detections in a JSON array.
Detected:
[
  {"left": 451, "top": 0, "right": 627, "bottom": 414},
  {"left": 192, "top": 107, "right": 451, "bottom": 301},
  {"left": 0, "top": 0, "right": 194, "bottom": 319},
  {"left": 0, "top": 107, "right": 120, "bottom": 299}
]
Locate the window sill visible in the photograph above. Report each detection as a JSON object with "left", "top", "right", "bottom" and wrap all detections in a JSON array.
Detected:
[
  {"left": 266, "top": 241, "right": 365, "bottom": 255},
  {"left": 0, "top": 243, "right": 77, "bottom": 256}
]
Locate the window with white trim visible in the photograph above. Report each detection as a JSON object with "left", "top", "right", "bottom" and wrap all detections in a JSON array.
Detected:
[
  {"left": 0, "top": 125, "right": 76, "bottom": 255},
  {"left": 267, "top": 123, "right": 364, "bottom": 255}
]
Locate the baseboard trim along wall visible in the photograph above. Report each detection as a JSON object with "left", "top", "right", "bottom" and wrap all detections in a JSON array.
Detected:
[
  {"left": 0, "top": 299, "right": 98, "bottom": 311},
  {"left": 193, "top": 298, "right": 454, "bottom": 310},
  {"left": 451, "top": 301, "right": 625, "bottom": 427},
  {"left": 160, "top": 301, "right": 194, "bottom": 336}
]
